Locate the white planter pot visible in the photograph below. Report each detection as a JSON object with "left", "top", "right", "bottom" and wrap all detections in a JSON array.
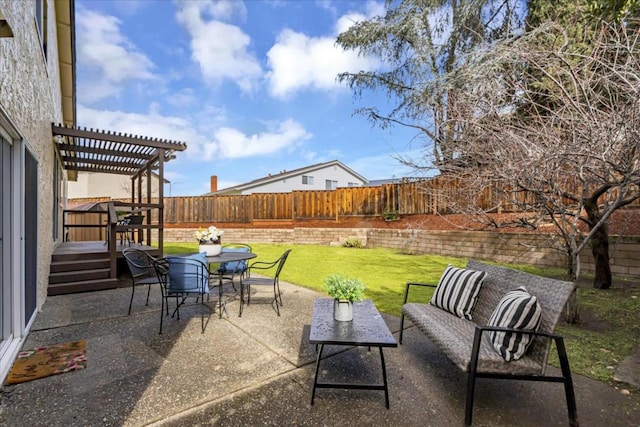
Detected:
[
  {"left": 333, "top": 299, "right": 353, "bottom": 322},
  {"left": 199, "top": 243, "right": 222, "bottom": 256}
]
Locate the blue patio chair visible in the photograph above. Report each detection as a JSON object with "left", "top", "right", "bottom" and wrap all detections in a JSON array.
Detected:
[
  {"left": 240, "top": 249, "right": 291, "bottom": 317},
  {"left": 216, "top": 243, "right": 252, "bottom": 292},
  {"left": 154, "top": 253, "right": 212, "bottom": 334}
]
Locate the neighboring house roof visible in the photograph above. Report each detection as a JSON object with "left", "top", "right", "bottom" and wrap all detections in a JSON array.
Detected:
[
  {"left": 365, "top": 177, "right": 429, "bottom": 187},
  {"left": 206, "top": 160, "right": 368, "bottom": 195},
  {"left": 365, "top": 178, "right": 403, "bottom": 187}
]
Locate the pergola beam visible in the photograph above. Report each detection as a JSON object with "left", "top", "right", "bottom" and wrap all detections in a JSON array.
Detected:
[
  {"left": 52, "top": 124, "right": 187, "bottom": 151},
  {"left": 58, "top": 143, "right": 154, "bottom": 160}
]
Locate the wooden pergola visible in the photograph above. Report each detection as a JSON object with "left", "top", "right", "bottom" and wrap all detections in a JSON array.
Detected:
[{"left": 52, "top": 123, "right": 187, "bottom": 278}]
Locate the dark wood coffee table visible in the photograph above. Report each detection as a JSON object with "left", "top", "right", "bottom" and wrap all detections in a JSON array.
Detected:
[{"left": 309, "top": 298, "right": 398, "bottom": 408}]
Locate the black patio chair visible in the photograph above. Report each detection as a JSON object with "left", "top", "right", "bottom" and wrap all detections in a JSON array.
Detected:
[
  {"left": 122, "top": 248, "right": 161, "bottom": 315},
  {"left": 239, "top": 249, "right": 291, "bottom": 317},
  {"left": 154, "top": 253, "right": 214, "bottom": 334},
  {"left": 119, "top": 214, "right": 144, "bottom": 246}
]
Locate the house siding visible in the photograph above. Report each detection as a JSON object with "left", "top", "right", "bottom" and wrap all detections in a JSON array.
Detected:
[
  {"left": 236, "top": 164, "right": 365, "bottom": 194},
  {"left": 0, "top": 0, "right": 65, "bottom": 311}
]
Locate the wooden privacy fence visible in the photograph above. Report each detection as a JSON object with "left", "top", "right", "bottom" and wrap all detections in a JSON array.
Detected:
[
  {"left": 162, "top": 177, "right": 520, "bottom": 223},
  {"left": 72, "top": 177, "right": 640, "bottom": 226}
]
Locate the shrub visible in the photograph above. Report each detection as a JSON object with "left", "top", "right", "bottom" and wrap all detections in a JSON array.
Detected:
[
  {"left": 382, "top": 209, "right": 399, "bottom": 221},
  {"left": 342, "top": 237, "right": 364, "bottom": 248}
]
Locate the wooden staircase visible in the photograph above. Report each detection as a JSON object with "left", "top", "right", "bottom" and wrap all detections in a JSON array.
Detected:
[{"left": 48, "top": 250, "right": 119, "bottom": 295}]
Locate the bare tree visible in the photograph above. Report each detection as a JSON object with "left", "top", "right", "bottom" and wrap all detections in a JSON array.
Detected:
[{"left": 432, "top": 20, "right": 640, "bottom": 290}]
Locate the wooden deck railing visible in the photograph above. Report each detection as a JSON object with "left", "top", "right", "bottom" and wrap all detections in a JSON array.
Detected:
[{"left": 63, "top": 201, "right": 165, "bottom": 279}]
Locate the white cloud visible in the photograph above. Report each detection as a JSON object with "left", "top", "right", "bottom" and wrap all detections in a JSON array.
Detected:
[
  {"left": 205, "top": 0, "right": 248, "bottom": 21},
  {"left": 266, "top": 29, "right": 378, "bottom": 98},
  {"left": 166, "top": 88, "right": 198, "bottom": 108},
  {"left": 265, "top": 3, "right": 382, "bottom": 98},
  {"left": 211, "top": 119, "right": 312, "bottom": 159},
  {"left": 176, "top": 1, "right": 262, "bottom": 92},
  {"left": 77, "top": 104, "right": 198, "bottom": 145},
  {"left": 335, "top": 1, "right": 384, "bottom": 34},
  {"left": 77, "top": 105, "right": 311, "bottom": 163},
  {"left": 315, "top": 0, "right": 337, "bottom": 15},
  {"left": 76, "top": 8, "right": 157, "bottom": 103}
]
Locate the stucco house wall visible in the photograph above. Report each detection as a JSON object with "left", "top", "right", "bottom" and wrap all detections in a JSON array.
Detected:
[
  {"left": 67, "top": 171, "right": 166, "bottom": 199},
  {"left": 0, "top": 0, "right": 68, "bottom": 382},
  {"left": 0, "top": 0, "right": 65, "bottom": 306}
]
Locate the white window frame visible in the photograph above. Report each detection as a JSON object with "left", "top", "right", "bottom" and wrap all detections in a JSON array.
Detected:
[
  {"left": 302, "top": 175, "right": 314, "bottom": 185},
  {"left": 325, "top": 180, "right": 338, "bottom": 190}
]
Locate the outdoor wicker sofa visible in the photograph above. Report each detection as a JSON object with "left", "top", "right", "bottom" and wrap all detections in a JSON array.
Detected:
[{"left": 400, "top": 259, "right": 578, "bottom": 426}]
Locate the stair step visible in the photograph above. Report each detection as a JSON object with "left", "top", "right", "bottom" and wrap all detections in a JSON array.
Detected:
[
  {"left": 50, "top": 258, "right": 110, "bottom": 273},
  {"left": 52, "top": 251, "right": 112, "bottom": 263},
  {"left": 47, "top": 278, "right": 119, "bottom": 296},
  {"left": 49, "top": 268, "right": 111, "bottom": 284}
]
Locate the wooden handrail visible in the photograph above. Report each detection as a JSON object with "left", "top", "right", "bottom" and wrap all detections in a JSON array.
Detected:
[{"left": 64, "top": 200, "right": 166, "bottom": 279}]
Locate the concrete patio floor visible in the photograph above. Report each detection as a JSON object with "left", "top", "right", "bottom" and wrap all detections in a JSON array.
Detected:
[{"left": 1, "top": 279, "right": 638, "bottom": 426}]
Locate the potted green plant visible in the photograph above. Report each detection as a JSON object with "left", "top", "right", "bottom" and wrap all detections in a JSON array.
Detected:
[{"left": 324, "top": 274, "right": 366, "bottom": 321}]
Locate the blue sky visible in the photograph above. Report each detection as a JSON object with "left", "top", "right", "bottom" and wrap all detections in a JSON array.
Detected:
[{"left": 75, "top": 0, "right": 421, "bottom": 196}]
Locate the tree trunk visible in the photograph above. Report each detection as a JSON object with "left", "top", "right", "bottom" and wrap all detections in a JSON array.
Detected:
[
  {"left": 564, "top": 248, "right": 580, "bottom": 324},
  {"left": 565, "top": 289, "right": 579, "bottom": 324},
  {"left": 584, "top": 202, "right": 612, "bottom": 289}
]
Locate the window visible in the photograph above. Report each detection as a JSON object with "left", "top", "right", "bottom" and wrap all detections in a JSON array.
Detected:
[
  {"left": 302, "top": 175, "right": 314, "bottom": 185},
  {"left": 35, "top": 0, "right": 48, "bottom": 59},
  {"left": 348, "top": 182, "right": 359, "bottom": 187},
  {"left": 325, "top": 180, "right": 338, "bottom": 190}
]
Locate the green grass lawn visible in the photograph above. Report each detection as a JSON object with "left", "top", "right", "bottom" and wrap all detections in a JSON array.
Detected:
[{"left": 162, "top": 242, "right": 639, "bottom": 388}]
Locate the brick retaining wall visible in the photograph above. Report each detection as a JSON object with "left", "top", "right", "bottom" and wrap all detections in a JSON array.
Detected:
[{"left": 161, "top": 228, "right": 640, "bottom": 279}]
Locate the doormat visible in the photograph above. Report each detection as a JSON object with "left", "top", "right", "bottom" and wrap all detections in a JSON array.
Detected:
[{"left": 4, "top": 340, "right": 87, "bottom": 386}]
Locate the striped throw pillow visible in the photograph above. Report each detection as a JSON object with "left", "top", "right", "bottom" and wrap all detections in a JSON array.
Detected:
[
  {"left": 489, "top": 287, "right": 542, "bottom": 362},
  {"left": 429, "top": 265, "right": 486, "bottom": 320}
]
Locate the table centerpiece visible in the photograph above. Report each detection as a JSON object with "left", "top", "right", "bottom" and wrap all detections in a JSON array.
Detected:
[
  {"left": 195, "top": 226, "right": 224, "bottom": 256},
  {"left": 324, "top": 274, "right": 366, "bottom": 321}
]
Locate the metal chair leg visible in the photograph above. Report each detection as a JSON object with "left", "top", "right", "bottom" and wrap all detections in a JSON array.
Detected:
[
  {"left": 273, "top": 283, "right": 281, "bottom": 316},
  {"left": 145, "top": 283, "right": 152, "bottom": 306},
  {"left": 465, "top": 328, "right": 483, "bottom": 426},
  {"left": 128, "top": 285, "right": 135, "bottom": 315},
  {"left": 556, "top": 337, "right": 579, "bottom": 426},
  {"left": 159, "top": 296, "right": 165, "bottom": 334}
]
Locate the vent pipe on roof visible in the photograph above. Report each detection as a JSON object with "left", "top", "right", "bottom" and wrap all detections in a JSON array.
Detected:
[{"left": 210, "top": 175, "right": 218, "bottom": 193}]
